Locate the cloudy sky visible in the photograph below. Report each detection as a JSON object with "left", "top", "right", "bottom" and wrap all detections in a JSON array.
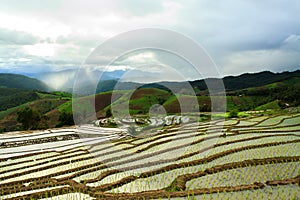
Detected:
[{"left": 0, "top": 0, "right": 299, "bottom": 80}]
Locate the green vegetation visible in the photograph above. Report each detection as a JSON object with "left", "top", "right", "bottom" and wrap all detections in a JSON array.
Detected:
[
  {"left": 0, "top": 74, "right": 67, "bottom": 130},
  {"left": 17, "top": 107, "right": 41, "bottom": 130},
  {"left": 0, "top": 88, "right": 40, "bottom": 111},
  {"left": 0, "top": 73, "right": 50, "bottom": 91},
  {"left": 255, "top": 100, "right": 281, "bottom": 111},
  {"left": 0, "top": 89, "right": 71, "bottom": 132},
  {"left": 237, "top": 111, "right": 250, "bottom": 118},
  {"left": 228, "top": 109, "right": 239, "bottom": 118},
  {"left": 231, "top": 76, "right": 300, "bottom": 108},
  {"left": 128, "top": 88, "right": 171, "bottom": 114},
  {"left": 1, "top": 70, "right": 300, "bottom": 132},
  {"left": 58, "top": 101, "right": 72, "bottom": 113},
  {"left": 56, "top": 111, "right": 74, "bottom": 127},
  {"left": 220, "top": 70, "right": 300, "bottom": 91}
]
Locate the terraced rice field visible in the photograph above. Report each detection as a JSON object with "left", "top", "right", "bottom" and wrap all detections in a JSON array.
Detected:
[{"left": 0, "top": 114, "right": 299, "bottom": 199}]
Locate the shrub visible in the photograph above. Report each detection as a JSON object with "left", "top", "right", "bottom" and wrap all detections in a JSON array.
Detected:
[
  {"left": 229, "top": 109, "right": 239, "bottom": 118},
  {"left": 56, "top": 111, "right": 74, "bottom": 127},
  {"left": 17, "top": 107, "right": 41, "bottom": 130},
  {"left": 105, "top": 108, "right": 112, "bottom": 117}
]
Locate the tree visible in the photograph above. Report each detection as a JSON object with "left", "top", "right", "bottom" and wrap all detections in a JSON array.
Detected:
[
  {"left": 105, "top": 108, "right": 112, "bottom": 117},
  {"left": 17, "top": 107, "right": 41, "bottom": 130},
  {"left": 56, "top": 111, "right": 74, "bottom": 127},
  {"left": 229, "top": 109, "right": 239, "bottom": 118},
  {"left": 39, "top": 115, "right": 50, "bottom": 130}
]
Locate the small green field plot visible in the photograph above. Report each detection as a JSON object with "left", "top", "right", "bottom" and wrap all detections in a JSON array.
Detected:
[
  {"left": 57, "top": 101, "right": 72, "bottom": 113},
  {"left": 0, "top": 113, "right": 299, "bottom": 199},
  {"left": 255, "top": 115, "right": 290, "bottom": 127},
  {"left": 255, "top": 100, "right": 281, "bottom": 111},
  {"left": 247, "top": 115, "right": 269, "bottom": 122}
]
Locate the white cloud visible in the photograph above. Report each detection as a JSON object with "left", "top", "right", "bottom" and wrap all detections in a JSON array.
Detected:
[
  {"left": 22, "top": 43, "right": 58, "bottom": 57},
  {"left": 122, "top": 52, "right": 156, "bottom": 64},
  {"left": 0, "top": 13, "right": 71, "bottom": 40},
  {"left": 105, "top": 65, "right": 133, "bottom": 72},
  {"left": 0, "top": 28, "right": 40, "bottom": 45},
  {"left": 224, "top": 49, "right": 300, "bottom": 75},
  {"left": 119, "top": 66, "right": 187, "bottom": 83},
  {"left": 8, "top": 58, "right": 31, "bottom": 62}
]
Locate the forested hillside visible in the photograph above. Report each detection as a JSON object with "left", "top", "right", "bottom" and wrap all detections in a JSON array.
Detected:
[{"left": 0, "top": 73, "right": 50, "bottom": 91}]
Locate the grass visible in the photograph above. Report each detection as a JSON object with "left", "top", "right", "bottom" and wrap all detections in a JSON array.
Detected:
[
  {"left": 0, "top": 106, "right": 19, "bottom": 120},
  {"left": 57, "top": 101, "right": 72, "bottom": 113},
  {"left": 255, "top": 100, "right": 281, "bottom": 111},
  {"left": 0, "top": 91, "right": 71, "bottom": 131}
]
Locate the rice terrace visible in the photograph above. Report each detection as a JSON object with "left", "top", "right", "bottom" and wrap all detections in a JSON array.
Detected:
[{"left": 0, "top": 107, "right": 300, "bottom": 199}]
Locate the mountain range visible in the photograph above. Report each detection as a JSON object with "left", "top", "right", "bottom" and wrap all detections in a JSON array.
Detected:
[
  {"left": 0, "top": 69, "right": 299, "bottom": 132},
  {"left": 3, "top": 69, "right": 299, "bottom": 94}
]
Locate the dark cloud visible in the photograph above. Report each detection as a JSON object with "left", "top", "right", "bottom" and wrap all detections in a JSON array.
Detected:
[{"left": 0, "top": 0, "right": 299, "bottom": 78}]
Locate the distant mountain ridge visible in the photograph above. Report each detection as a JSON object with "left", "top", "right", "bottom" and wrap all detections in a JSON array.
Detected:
[
  {"left": 222, "top": 70, "right": 300, "bottom": 91},
  {"left": 1, "top": 70, "right": 299, "bottom": 94},
  {"left": 189, "top": 70, "right": 300, "bottom": 92},
  {"left": 94, "top": 70, "right": 300, "bottom": 94},
  {"left": 0, "top": 73, "right": 50, "bottom": 91}
]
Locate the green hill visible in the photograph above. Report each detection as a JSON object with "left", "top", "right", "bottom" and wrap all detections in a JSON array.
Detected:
[
  {"left": 255, "top": 100, "right": 281, "bottom": 111},
  {"left": 84, "top": 70, "right": 300, "bottom": 96},
  {"left": 0, "top": 73, "right": 50, "bottom": 91},
  {"left": 0, "top": 88, "right": 40, "bottom": 111},
  {"left": 230, "top": 77, "right": 300, "bottom": 108},
  {"left": 0, "top": 73, "right": 54, "bottom": 112},
  {"left": 222, "top": 70, "right": 300, "bottom": 91},
  {"left": 189, "top": 70, "right": 300, "bottom": 92},
  {"left": 0, "top": 87, "right": 72, "bottom": 132}
]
